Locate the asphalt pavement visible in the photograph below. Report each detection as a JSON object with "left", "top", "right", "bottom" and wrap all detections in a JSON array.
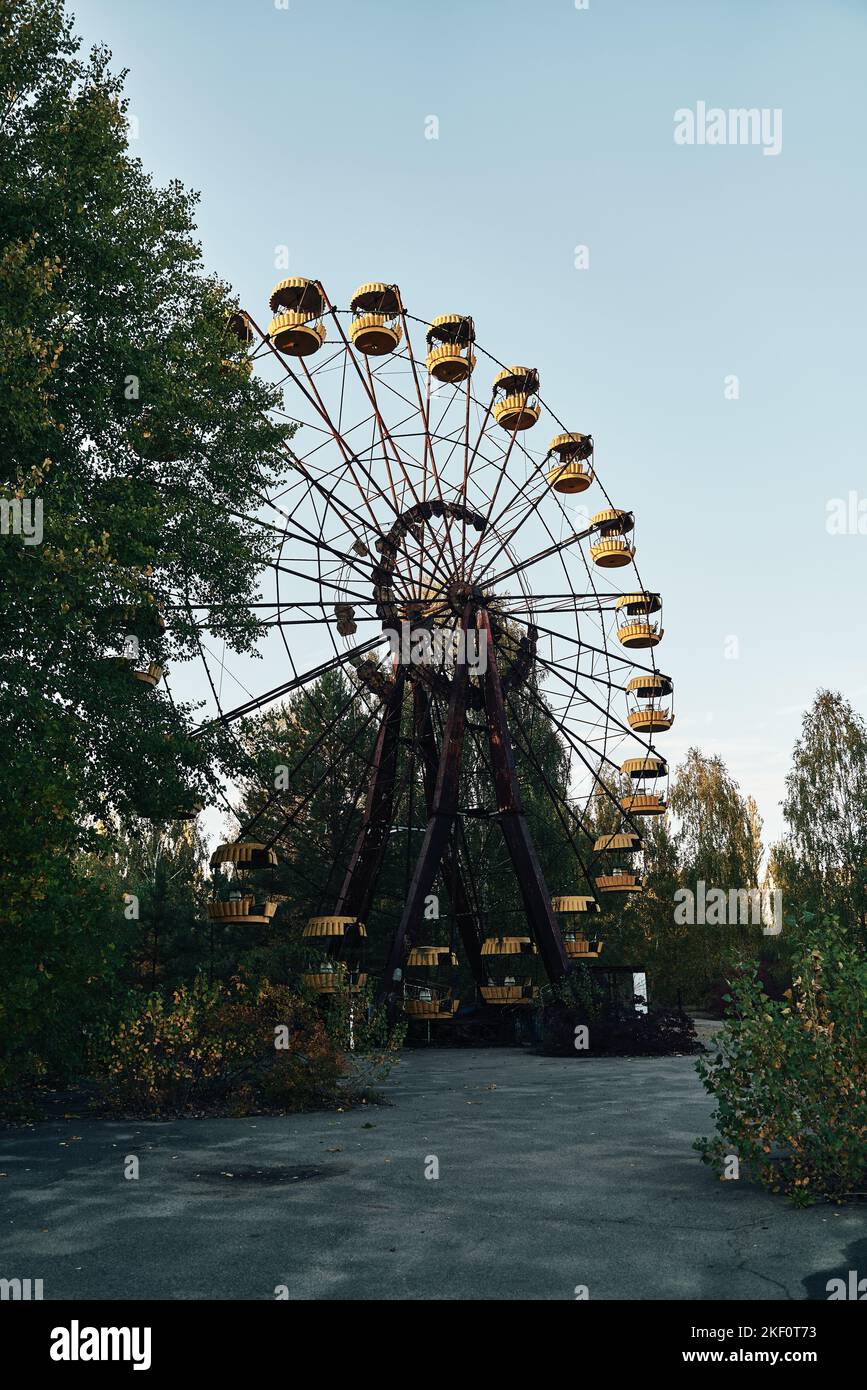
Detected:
[{"left": 1, "top": 1049, "right": 863, "bottom": 1300}]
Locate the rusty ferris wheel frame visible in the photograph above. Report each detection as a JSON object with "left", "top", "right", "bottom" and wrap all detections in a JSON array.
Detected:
[{"left": 184, "top": 279, "right": 674, "bottom": 1012}]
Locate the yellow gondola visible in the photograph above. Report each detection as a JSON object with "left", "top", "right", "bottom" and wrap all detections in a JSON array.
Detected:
[
  {"left": 595, "top": 871, "right": 643, "bottom": 895},
  {"left": 619, "top": 755, "right": 669, "bottom": 816},
  {"left": 268, "top": 277, "right": 327, "bottom": 356},
  {"left": 589, "top": 508, "right": 635, "bottom": 568},
  {"left": 616, "top": 593, "right": 663, "bottom": 650},
  {"left": 546, "top": 433, "right": 594, "bottom": 493},
  {"left": 210, "top": 842, "right": 278, "bottom": 870},
  {"left": 132, "top": 662, "right": 163, "bottom": 687},
  {"left": 627, "top": 673, "right": 675, "bottom": 732},
  {"left": 206, "top": 898, "right": 279, "bottom": 925},
  {"left": 425, "top": 314, "right": 475, "bottom": 382},
  {"left": 302, "top": 915, "right": 367, "bottom": 939},
  {"left": 492, "top": 367, "right": 540, "bottom": 431},
  {"left": 348, "top": 282, "right": 403, "bottom": 355},
  {"left": 302, "top": 968, "right": 368, "bottom": 995}
]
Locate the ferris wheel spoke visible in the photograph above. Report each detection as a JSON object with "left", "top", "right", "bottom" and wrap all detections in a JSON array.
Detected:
[
  {"left": 378, "top": 316, "right": 467, "bottom": 581},
  {"left": 530, "top": 647, "right": 652, "bottom": 749},
  {"left": 472, "top": 450, "right": 557, "bottom": 578},
  {"left": 246, "top": 455, "right": 414, "bottom": 604},
  {"left": 493, "top": 593, "right": 624, "bottom": 612},
  {"left": 275, "top": 486, "right": 406, "bottom": 608},
  {"left": 284, "top": 435, "right": 456, "bottom": 603},
  {"left": 361, "top": 352, "right": 461, "bottom": 582},
  {"left": 268, "top": 438, "right": 386, "bottom": 567},
  {"left": 177, "top": 595, "right": 322, "bottom": 835},
  {"left": 519, "top": 681, "right": 635, "bottom": 831},
  {"left": 225, "top": 504, "right": 385, "bottom": 596},
  {"left": 317, "top": 290, "right": 458, "bottom": 571},
  {"left": 500, "top": 608, "right": 666, "bottom": 681},
  {"left": 486, "top": 449, "right": 549, "bottom": 530},
  {"left": 247, "top": 309, "right": 407, "bottom": 539},
  {"left": 395, "top": 307, "right": 437, "bottom": 483},
  {"left": 268, "top": 561, "right": 376, "bottom": 606},
  {"left": 472, "top": 429, "right": 597, "bottom": 586},
  {"left": 242, "top": 692, "right": 384, "bottom": 850},
  {"left": 457, "top": 396, "right": 494, "bottom": 515},
  {"left": 297, "top": 351, "right": 404, "bottom": 533},
  {"left": 364, "top": 357, "right": 401, "bottom": 514},
  {"left": 480, "top": 521, "right": 596, "bottom": 591},
  {"left": 375, "top": 386, "right": 464, "bottom": 586},
  {"left": 193, "top": 636, "right": 384, "bottom": 731},
  {"left": 333, "top": 351, "right": 495, "bottom": 591},
  {"left": 461, "top": 424, "right": 530, "bottom": 580},
  {"left": 372, "top": 381, "right": 463, "bottom": 589},
  {"left": 506, "top": 694, "right": 598, "bottom": 876},
  {"left": 471, "top": 490, "right": 560, "bottom": 579}
]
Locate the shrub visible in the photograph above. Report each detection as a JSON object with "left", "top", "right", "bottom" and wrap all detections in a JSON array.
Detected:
[
  {"left": 540, "top": 1000, "right": 700, "bottom": 1056},
  {"left": 538, "top": 966, "right": 700, "bottom": 1056},
  {"left": 320, "top": 975, "right": 405, "bottom": 1093},
  {"left": 695, "top": 917, "right": 867, "bottom": 1204},
  {"left": 95, "top": 975, "right": 344, "bottom": 1116}
]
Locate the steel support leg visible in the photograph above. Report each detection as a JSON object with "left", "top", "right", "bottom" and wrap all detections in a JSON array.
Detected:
[
  {"left": 334, "top": 671, "right": 405, "bottom": 924},
  {"left": 413, "top": 683, "right": 486, "bottom": 985},
  {"left": 378, "top": 611, "right": 472, "bottom": 1001},
  {"left": 478, "top": 608, "right": 570, "bottom": 982}
]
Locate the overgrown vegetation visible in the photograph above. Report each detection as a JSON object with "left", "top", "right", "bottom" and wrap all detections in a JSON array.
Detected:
[
  {"left": 87, "top": 973, "right": 402, "bottom": 1118},
  {"left": 539, "top": 970, "right": 700, "bottom": 1056},
  {"left": 0, "top": 0, "right": 291, "bottom": 1093},
  {"left": 695, "top": 914, "right": 867, "bottom": 1204}
]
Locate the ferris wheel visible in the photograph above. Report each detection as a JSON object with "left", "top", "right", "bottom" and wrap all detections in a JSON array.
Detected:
[{"left": 176, "top": 278, "right": 675, "bottom": 1014}]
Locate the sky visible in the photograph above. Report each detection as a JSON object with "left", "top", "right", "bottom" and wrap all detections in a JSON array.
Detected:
[{"left": 69, "top": 0, "right": 867, "bottom": 851}]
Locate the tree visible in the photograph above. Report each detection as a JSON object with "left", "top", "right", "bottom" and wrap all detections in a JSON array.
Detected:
[
  {"left": 666, "top": 748, "right": 765, "bottom": 1004},
  {"left": 114, "top": 821, "right": 209, "bottom": 990},
  {"left": 225, "top": 668, "right": 380, "bottom": 984},
  {"left": 0, "top": 0, "right": 292, "bottom": 1084},
  {"left": 618, "top": 810, "right": 683, "bottom": 1001},
  {"left": 773, "top": 690, "right": 867, "bottom": 935},
  {"left": 670, "top": 748, "right": 761, "bottom": 888}
]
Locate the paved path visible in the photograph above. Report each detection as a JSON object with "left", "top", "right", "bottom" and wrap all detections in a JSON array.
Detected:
[{"left": 1, "top": 1050, "right": 863, "bottom": 1300}]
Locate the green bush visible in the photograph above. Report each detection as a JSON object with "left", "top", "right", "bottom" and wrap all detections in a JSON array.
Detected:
[
  {"left": 94, "top": 975, "right": 345, "bottom": 1116},
  {"left": 695, "top": 917, "right": 867, "bottom": 1204}
]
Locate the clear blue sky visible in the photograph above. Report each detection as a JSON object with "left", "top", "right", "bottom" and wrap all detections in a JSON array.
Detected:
[{"left": 71, "top": 0, "right": 867, "bottom": 850}]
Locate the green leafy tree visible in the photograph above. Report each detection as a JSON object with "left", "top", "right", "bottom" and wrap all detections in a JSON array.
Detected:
[
  {"left": 225, "top": 667, "right": 380, "bottom": 984},
  {"left": 772, "top": 690, "right": 867, "bottom": 936},
  {"left": 668, "top": 748, "right": 764, "bottom": 1002},
  {"left": 0, "top": 0, "right": 293, "bottom": 1085},
  {"left": 114, "top": 821, "right": 209, "bottom": 989},
  {"left": 670, "top": 748, "right": 761, "bottom": 887}
]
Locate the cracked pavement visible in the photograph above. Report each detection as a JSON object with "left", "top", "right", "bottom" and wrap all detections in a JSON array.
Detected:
[{"left": 1, "top": 1049, "right": 863, "bottom": 1300}]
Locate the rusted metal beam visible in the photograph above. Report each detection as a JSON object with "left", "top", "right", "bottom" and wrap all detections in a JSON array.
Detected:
[
  {"left": 334, "top": 671, "right": 406, "bottom": 923},
  {"left": 413, "top": 684, "right": 486, "bottom": 985},
  {"left": 378, "top": 609, "right": 473, "bottom": 1003},
  {"left": 477, "top": 608, "right": 570, "bottom": 982}
]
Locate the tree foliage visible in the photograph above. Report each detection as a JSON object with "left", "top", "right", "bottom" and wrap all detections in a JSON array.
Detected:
[
  {"left": 696, "top": 913, "right": 867, "bottom": 1203},
  {"left": 0, "top": 0, "right": 292, "bottom": 1084},
  {"left": 772, "top": 690, "right": 867, "bottom": 935}
]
